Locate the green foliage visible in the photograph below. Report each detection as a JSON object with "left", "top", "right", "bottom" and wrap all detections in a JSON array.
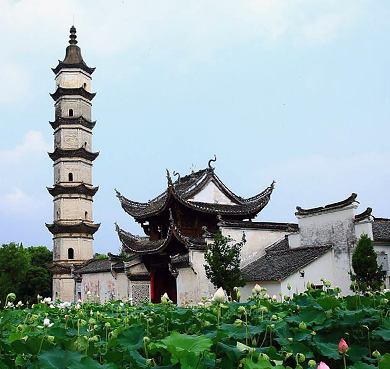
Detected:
[
  {"left": 204, "top": 232, "right": 246, "bottom": 296},
  {"left": 350, "top": 234, "right": 385, "bottom": 293},
  {"left": 0, "top": 242, "right": 52, "bottom": 305},
  {"left": 94, "top": 253, "right": 108, "bottom": 259},
  {"left": 0, "top": 288, "right": 389, "bottom": 368}
]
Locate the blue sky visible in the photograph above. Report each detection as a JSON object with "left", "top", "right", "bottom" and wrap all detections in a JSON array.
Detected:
[{"left": 0, "top": 0, "right": 389, "bottom": 255}]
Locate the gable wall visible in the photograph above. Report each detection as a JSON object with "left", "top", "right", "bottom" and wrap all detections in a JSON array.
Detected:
[{"left": 188, "top": 181, "right": 236, "bottom": 205}]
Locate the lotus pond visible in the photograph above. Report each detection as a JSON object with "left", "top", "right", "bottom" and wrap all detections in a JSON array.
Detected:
[{"left": 0, "top": 288, "right": 389, "bottom": 369}]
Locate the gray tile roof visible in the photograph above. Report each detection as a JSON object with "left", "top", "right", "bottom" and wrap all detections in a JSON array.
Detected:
[
  {"left": 75, "top": 258, "right": 124, "bottom": 274},
  {"left": 265, "top": 237, "right": 289, "bottom": 252},
  {"left": 373, "top": 219, "right": 390, "bottom": 242},
  {"left": 242, "top": 244, "right": 332, "bottom": 281}
]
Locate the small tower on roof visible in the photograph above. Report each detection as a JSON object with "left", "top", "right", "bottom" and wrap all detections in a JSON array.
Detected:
[{"left": 47, "top": 26, "right": 100, "bottom": 302}]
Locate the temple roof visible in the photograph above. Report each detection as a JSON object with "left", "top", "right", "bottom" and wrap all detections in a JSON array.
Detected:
[
  {"left": 373, "top": 218, "right": 390, "bottom": 242},
  {"left": 47, "top": 183, "right": 99, "bottom": 197},
  {"left": 46, "top": 221, "right": 100, "bottom": 235},
  {"left": 49, "top": 116, "right": 96, "bottom": 130},
  {"left": 116, "top": 211, "right": 207, "bottom": 254},
  {"left": 50, "top": 87, "right": 96, "bottom": 102},
  {"left": 48, "top": 147, "right": 99, "bottom": 162},
  {"left": 295, "top": 193, "right": 358, "bottom": 216},
  {"left": 52, "top": 26, "right": 95, "bottom": 75},
  {"left": 242, "top": 241, "right": 332, "bottom": 281},
  {"left": 116, "top": 166, "right": 275, "bottom": 221}
]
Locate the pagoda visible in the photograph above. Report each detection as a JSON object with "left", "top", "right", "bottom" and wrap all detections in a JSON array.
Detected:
[
  {"left": 115, "top": 158, "right": 274, "bottom": 304},
  {"left": 46, "top": 26, "right": 100, "bottom": 302}
]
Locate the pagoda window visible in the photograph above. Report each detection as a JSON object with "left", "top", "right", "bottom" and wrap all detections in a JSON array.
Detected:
[
  {"left": 56, "top": 211, "right": 59, "bottom": 220},
  {"left": 69, "top": 109, "right": 74, "bottom": 117},
  {"left": 83, "top": 83, "right": 87, "bottom": 88},
  {"left": 85, "top": 211, "right": 88, "bottom": 220},
  {"left": 68, "top": 172, "right": 73, "bottom": 182},
  {"left": 68, "top": 248, "right": 74, "bottom": 260}
]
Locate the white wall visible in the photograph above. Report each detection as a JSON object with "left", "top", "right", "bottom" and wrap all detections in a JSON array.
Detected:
[
  {"left": 221, "top": 227, "right": 287, "bottom": 266},
  {"left": 188, "top": 180, "right": 235, "bottom": 205}
]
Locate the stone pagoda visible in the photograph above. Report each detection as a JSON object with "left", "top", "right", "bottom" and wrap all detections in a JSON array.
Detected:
[{"left": 46, "top": 26, "right": 100, "bottom": 302}]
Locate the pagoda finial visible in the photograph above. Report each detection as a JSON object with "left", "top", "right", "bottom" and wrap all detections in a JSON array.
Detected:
[
  {"left": 69, "top": 25, "right": 78, "bottom": 45},
  {"left": 208, "top": 155, "right": 217, "bottom": 170}
]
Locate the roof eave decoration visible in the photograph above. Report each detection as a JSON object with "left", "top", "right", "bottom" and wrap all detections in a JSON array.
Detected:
[
  {"left": 47, "top": 184, "right": 99, "bottom": 197},
  {"left": 49, "top": 117, "right": 96, "bottom": 130},
  {"left": 295, "top": 193, "right": 358, "bottom": 216},
  {"left": 46, "top": 221, "right": 100, "bottom": 235},
  {"left": 354, "top": 207, "right": 373, "bottom": 222},
  {"left": 48, "top": 147, "right": 99, "bottom": 161},
  {"left": 50, "top": 87, "right": 96, "bottom": 101},
  {"left": 52, "top": 26, "right": 95, "bottom": 75}
]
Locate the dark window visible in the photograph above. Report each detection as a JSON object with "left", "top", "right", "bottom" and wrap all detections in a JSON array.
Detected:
[
  {"left": 68, "top": 248, "right": 74, "bottom": 259},
  {"left": 69, "top": 109, "right": 74, "bottom": 117},
  {"left": 85, "top": 211, "right": 88, "bottom": 220},
  {"left": 83, "top": 83, "right": 87, "bottom": 88},
  {"left": 68, "top": 173, "right": 73, "bottom": 181}
]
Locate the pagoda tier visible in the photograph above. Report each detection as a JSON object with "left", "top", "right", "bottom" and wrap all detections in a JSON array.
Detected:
[
  {"left": 116, "top": 167, "right": 275, "bottom": 222},
  {"left": 116, "top": 211, "right": 206, "bottom": 255},
  {"left": 48, "top": 147, "right": 99, "bottom": 162},
  {"left": 49, "top": 116, "right": 96, "bottom": 130},
  {"left": 52, "top": 25, "right": 95, "bottom": 75},
  {"left": 50, "top": 87, "right": 96, "bottom": 102},
  {"left": 46, "top": 221, "right": 100, "bottom": 235},
  {"left": 47, "top": 183, "right": 99, "bottom": 197}
]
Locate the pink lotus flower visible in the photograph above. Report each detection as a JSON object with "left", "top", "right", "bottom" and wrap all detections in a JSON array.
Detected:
[
  {"left": 317, "top": 362, "right": 330, "bottom": 369},
  {"left": 338, "top": 338, "right": 349, "bottom": 354}
]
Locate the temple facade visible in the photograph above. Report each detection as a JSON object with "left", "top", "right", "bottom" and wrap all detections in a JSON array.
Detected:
[
  {"left": 47, "top": 26, "right": 100, "bottom": 302},
  {"left": 114, "top": 160, "right": 279, "bottom": 304}
]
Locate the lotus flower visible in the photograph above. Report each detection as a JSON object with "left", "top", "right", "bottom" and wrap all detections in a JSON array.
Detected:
[
  {"left": 213, "top": 287, "right": 226, "bottom": 303},
  {"left": 161, "top": 292, "right": 169, "bottom": 304},
  {"left": 317, "top": 362, "right": 330, "bottom": 369},
  {"left": 338, "top": 338, "right": 349, "bottom": 354},
  {"left": 254, "top": 284, "right": 261, "bottom": 293}
]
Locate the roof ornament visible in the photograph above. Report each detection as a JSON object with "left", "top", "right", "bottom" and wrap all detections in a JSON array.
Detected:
[
  {"left": 173, "top": 171, "right": 181, "bottom": 184},
  {"left": 270, "top": 180, "right": 276, "bottom": 190},
  {"left": 208, "top": 155, "right": 217, "bottom": 170},
  {"left": 69, "top": 25, "right": 78, "bottom": 45},
  {"left": 166, "top": 169, "right": 173, "bottom": 187},
  {"left": 168, "top": 208, "right": 175, "bottom": 225}
]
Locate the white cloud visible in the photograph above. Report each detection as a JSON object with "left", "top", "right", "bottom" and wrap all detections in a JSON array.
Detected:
[
  {"left": 0, "top": 130, "right": 51, "bottom": 164},
  {"left": 0, "top": 188, "right": 40, "bottom": 218}
]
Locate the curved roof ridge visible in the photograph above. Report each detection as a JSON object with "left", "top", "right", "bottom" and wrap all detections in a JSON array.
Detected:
[
  {"left": 115, "top": 222, "right": 172, "bottom": 254},
  {"left": 354, "top": 207, "right": 373, "bottom": 222},
  {"left": 242, "top": 181, "right": 275, "bottom": 204},
  {"left": 296, "top": 193, "right": 358, "bottom": 216}
]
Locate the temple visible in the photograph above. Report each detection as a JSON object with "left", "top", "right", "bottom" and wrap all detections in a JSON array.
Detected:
[
  {"left": 47, "top": 26, "right": 100, "bottom": 302},
  {"left": 114, "top": 158, "right": 279, "bottom": 304}
]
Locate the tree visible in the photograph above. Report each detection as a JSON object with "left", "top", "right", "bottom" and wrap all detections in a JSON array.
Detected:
[
  {"left": 0, "top": 243, "right": 52, "bottom": 305},
  {"left": 350, "top": 234, "right": 385, "bottom": 293},
  {"left": 94, "top": 253, "right": 108, "bottom": 259},
  {"left": 204, "top": 231, "right": 246, "bottom": 297},
  {"left": 0, "top": 243, "right": 29, "bottom": 304}
]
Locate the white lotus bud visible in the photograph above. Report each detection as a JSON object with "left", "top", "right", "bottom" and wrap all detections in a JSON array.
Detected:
[{"left": 213, "top": 287, "right": 226, "bottom": 303}]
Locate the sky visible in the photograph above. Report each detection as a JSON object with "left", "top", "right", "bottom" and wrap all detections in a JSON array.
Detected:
[{"left": 0, "top": 0, "right": 389, "bottom": 255}]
